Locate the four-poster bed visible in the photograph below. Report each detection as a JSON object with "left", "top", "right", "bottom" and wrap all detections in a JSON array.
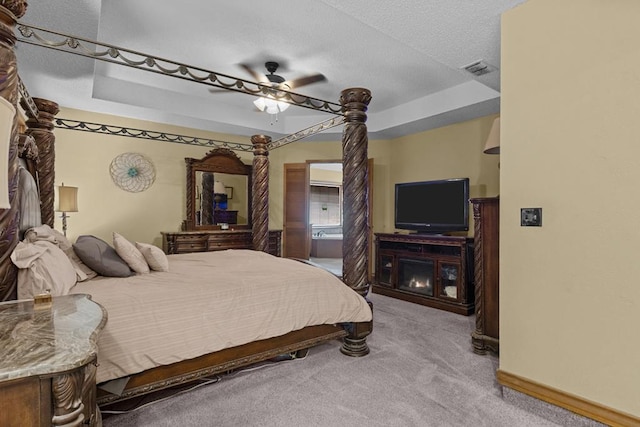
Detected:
[{"left": 0, "top": 1, "right": 372, "bottom": 424}]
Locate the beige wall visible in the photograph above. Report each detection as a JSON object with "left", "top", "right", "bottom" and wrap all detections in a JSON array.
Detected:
[
  {"left": 387, "top": 115, "right": 500, "bottom": 235},
  {"left": 54, "top": 107, "right": 252, "bottom": 247},
  {"left": 310, "top": 166, "right": 342, "bottom": 184},
  {"left": 55, "top": 107, "right": 497, "bottom": 247},
  {"left": 268, "top": 115, "right": 499, "bottom": 236},
  {"left": 267, "top": 138, "right": 393, "bottom": 235},
  {"left": 501, "top": 0, "right": 640, "bottom": 416}
]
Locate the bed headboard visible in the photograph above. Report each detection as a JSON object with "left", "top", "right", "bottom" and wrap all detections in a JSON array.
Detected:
[
  {"left": 0, "top": 3, "right": 23, "bottom": 301},
  {"left": 0, "top": 1, "right": 59, "bottom": 301}
]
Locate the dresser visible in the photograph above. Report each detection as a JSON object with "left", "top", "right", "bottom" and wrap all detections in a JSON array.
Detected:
[
  {"left": 0, "top": 294, "right": 107, "bottom": 427},
  {"left": 470, "top": 197, "right": 499, "bottom": 354},
  {"left": 162, "top": 229, "right": 282, "bottom": 257}
]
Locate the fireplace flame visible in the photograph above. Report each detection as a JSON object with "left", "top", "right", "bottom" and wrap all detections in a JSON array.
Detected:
[{"left": 409, "top": 277, "right": 429, "bottom": 288}]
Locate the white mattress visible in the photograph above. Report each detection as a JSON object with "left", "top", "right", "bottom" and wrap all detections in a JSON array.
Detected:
[{"left": 70, "top": 249, "right": 371, "bottom": 383}]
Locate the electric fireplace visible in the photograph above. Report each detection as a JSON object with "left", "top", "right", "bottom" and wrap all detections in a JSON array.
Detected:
[
  {"left": 398, "top": 258, "right": 434, "bottom": 296},
  {"left": 373, "top": 233, "right": 475, "bottom": 315}
]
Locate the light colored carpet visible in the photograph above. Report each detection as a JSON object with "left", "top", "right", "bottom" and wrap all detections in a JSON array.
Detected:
[{"left": 102, "top": 293, "right": 603, "bottom": 427}]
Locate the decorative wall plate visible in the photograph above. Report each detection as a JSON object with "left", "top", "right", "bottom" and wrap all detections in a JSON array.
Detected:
[{"left": 109, "top": 152, "right": 156, "bottom": 193}]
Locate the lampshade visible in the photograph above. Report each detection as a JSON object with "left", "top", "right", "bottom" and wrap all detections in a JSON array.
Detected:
[
  {"left": 58, "top": 184, "right": 78, "bottom": 212},
  {"left": 213, "top": 181, "right": 226, "bottom": 195},
  {"left": 253, "top": 96, "right": 290, "bottom": 114},
  {"left": 483, "top": 117, "right": 500, "bottom": 154},
  {"left": 0, "top": 97, "right": 16, "bottom": 209}
]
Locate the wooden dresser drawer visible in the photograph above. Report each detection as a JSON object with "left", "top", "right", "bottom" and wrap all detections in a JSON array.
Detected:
[
  {"left": 162, "top": 230, "right": 282, "bottom": 256},
  {"left": 172, "top": 234, "right": 208, "bottom": 253},
  {"left": 175, "top": 241, "right": 207, "bottom": 252},
  {"left": 207, "top": 232, "right": 251, "bottom": 251}
]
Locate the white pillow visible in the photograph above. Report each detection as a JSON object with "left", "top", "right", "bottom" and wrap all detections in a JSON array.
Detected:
[
  {"left": 135, "top": 242, "right": 169, "bottom": 272},
  {"left": 113, "top": 232, "right": 150, "bottom": 274},
  {"left": 11, "top": 240, "right": 78, "bottom": 299}
]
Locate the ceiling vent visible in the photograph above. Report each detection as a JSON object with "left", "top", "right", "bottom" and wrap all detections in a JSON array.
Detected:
[{"left": 462, "top": 60, "right": 497, "bottom": 77}]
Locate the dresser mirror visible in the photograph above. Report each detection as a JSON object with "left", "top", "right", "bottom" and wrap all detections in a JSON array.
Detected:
[{"left": 185, "top": 148, "right": 252, "bottom": 230}]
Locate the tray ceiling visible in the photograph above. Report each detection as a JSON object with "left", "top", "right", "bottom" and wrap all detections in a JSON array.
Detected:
[{"left": 16, "top": 0, "right": 526, "bottom": 140}]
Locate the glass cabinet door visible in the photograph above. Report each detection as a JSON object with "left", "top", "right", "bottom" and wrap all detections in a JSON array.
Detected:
[
  {"left": 377, "top": 254, "right": 394, "bottom": 286},
  {"left": 438, "top": 262, "right": 460, "bottom": 300}
]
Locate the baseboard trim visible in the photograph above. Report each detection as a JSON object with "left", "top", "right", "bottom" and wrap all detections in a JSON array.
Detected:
[{"left": 497, "top": 370, "right": 640, "bottom": 427}]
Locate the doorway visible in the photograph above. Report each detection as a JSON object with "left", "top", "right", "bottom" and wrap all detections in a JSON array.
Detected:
[
  {"left": 283, "top": 159, "right": 374, "bottom": 280},
  {"left": 308, "top": 162, "right": 344, "bottom": 276}
]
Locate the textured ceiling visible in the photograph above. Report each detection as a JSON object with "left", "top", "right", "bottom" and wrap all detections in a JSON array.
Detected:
[{"left": 16, "top": 0, "right": 526, "bottom": 140}]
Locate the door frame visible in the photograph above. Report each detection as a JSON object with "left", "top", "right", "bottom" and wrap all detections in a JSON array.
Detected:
[{"left": 283, "top": 159, "right": 374, "bottom": 281}]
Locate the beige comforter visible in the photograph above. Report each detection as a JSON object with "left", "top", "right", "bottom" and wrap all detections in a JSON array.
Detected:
[{"left": 70, "top": 250, "right": 371, "bottom": 384}]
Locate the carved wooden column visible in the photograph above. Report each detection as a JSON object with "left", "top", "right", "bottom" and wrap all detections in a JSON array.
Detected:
[
  {"left": 470, "top": 197, "right": 500, "bottom": 355},
  {"left": 251, "top": 134, "right": 270, "bottom": 253},
  {"left": 201, "top": 172, "right": 213, "bottom": 225},
  {"left": 184, "top": 158, "right": 195, "bottom": 230},
  {"left": 25, "top": 98, "right": 58, "bottom": 228},
  {"left": 340, "top": 87, "right": 372, "bottom": 357},
  {"left": 51, "top": 369, "right": 86, "bottom": 426},
  {"left": 0, "top": 1, "right": 27, "bottom": 302}
]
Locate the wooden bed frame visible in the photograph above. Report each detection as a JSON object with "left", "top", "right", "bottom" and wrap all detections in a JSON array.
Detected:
[{"left": 0, "top": 1, "right": 372, "bottom": 409}]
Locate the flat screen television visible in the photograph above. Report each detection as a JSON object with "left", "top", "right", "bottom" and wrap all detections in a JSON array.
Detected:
[{"left": 394, "top": 178, "right": 469, "bottom": 234}]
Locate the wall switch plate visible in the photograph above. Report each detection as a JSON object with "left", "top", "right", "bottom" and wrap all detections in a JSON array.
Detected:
[{"left": 521, "top": 208, "right": 542, "bottom": 226}]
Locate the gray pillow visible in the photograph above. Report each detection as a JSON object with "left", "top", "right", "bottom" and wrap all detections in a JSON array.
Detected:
[{"left": 73, "top": 235, "right": 133, "bottom": 277}]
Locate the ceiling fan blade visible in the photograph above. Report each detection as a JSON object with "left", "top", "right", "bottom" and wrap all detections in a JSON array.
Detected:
[
  {"left": 239, "top": 63, "right": 269, "bottom": 84},
  {"left": 283, "top": 73, "right": 326, "bottom": 89}
]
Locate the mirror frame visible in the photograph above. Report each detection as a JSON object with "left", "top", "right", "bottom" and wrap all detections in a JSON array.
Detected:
[{"left": 185, "top": 148, "right": 252, "bottom": 231}]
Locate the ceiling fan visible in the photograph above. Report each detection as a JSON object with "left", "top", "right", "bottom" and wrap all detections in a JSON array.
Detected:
[
  {"left": 238, "top": 61, "right": 326, "bottom": 91},
  {"left": 210, "top": 61, "right": 326, "bottom": 115}
]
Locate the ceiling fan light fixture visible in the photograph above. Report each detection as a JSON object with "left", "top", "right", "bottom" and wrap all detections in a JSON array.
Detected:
[
  {"left": 253, "top": 96, "right": 290, "bottom": 114},
  {"left": 276, "top": 99, "right": 290, "bottom": 112},
  {"left": 265, "top": 104, "right": 279, "bottom": 115},
  {"left": 253, "top": 97, "right": 266, "bottom": 111}
]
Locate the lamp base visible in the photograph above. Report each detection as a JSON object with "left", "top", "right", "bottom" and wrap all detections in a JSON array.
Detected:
[{"left": 61, "top": 212, "right": 69, "bottom": 237}]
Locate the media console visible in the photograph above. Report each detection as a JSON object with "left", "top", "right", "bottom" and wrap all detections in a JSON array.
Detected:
[{"left": 373, "top": 233, "right": 474, "bottom": 315}]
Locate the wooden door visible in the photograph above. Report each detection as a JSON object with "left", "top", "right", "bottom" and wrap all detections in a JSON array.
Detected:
[{"left": 283, "top": 163, "right": 310, "bottom": 259}]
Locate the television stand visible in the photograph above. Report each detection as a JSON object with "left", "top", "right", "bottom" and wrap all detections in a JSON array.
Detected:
[{"left": 373, "top": 233, "right": 474, "bottom": 315}]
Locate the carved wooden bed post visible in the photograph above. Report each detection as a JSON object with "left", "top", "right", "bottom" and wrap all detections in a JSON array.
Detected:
[
  {"left": 201, "top": 172, "right": 213, "bottom": 225},
  {"left": 340, "top": 87, "right": 372, "bottom": 356},
  {"left": 0, "top": 1, "right": 27, "bottom": 301},
  {"left": 251, "top": 134, "right": 270, "bottom": 253},
  {"left": 25, "top": 98, "right": 59, "bottom": 228}
]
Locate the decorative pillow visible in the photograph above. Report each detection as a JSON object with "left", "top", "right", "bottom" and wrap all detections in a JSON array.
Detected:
[
  {"left": 113, "top": 232, "right": 150, "bottom": 274},
  {"left": 73, "top": 235, "right": 133, "bottom": 277},
  {"left": 11, "top": 240, "right": 78, "bottom": 299},
  {"left": 135, "top": 242, "right": 169, "bottom": 272}
]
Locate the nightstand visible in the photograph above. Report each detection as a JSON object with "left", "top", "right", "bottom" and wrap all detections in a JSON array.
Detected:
[{"left": 0, "top": 294, "right": 107, "bottom": 426}]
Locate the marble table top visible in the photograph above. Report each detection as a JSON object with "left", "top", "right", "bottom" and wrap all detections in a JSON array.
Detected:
[{"left": 0, "top": 293, "right": 107, "bottom": 382}]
